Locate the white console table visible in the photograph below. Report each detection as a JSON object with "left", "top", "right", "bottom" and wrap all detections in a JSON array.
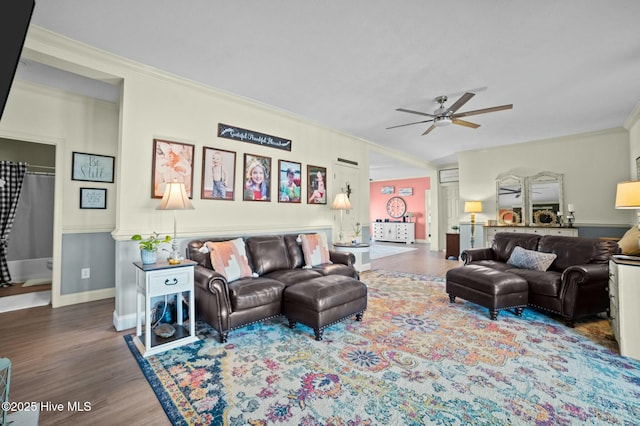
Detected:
[
  {"left": 484, "top": 226, "right": 578, "bottom": 247},
  {"left": 371, "top": 222, "right": 415, "bottom": 244},
  {"left": 608, "top": 258, "right": 640, "bottom": 360}
]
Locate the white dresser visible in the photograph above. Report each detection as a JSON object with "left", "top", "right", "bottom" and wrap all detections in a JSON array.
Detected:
[
  {"left": 608, "top": 258, "right": 640, "bottom": 360},
  {"left": 372, "top": 222, "right": 415, "bottom": 244},
  {"left": 484, "top": 226, "right": 578, "bottom": 247}
]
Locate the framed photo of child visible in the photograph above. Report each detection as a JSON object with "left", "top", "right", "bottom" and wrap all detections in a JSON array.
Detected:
[
  {"left": 307, "top": 165, "right": 327, "bottom": 204},
  {"left": 243, "top": 153, "right": 271, "bottom": 201},
  {"left": 201, "top": 147, "right": 236, "bottom": 200},
  {"left": 152, "top": 139, "right": 195, "bottom": 199},
  {"left": 278, "top": 160, "right": 302, "bottom": 203}
]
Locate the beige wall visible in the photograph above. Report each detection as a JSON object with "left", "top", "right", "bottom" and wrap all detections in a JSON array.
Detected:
[{"left": 458, "top": 128, "right": 631, "bottom": 227}]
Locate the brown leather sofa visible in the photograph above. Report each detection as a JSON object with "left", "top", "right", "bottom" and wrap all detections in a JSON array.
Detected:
[
  {"left": 186, "top": 234, "right": 362, "bottom": 342},
  {"left": 460, "top": 232, "right": 618, "bottom": 326}
]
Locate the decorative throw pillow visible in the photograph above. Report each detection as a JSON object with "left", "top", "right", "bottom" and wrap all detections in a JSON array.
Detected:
[
  {"left": 299, "top": 233, "right": 332, "bottom": 267},
  {"left": 617, "top": 226, "right": 640, "bottom": 255},
  {"left": 206, "top": 238, "right": 254, "bottom": 282},
  {"left": 507, "top": 246, "right": 557, "bottom": 271}
]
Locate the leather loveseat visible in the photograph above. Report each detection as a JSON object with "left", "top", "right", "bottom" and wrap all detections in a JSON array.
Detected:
[
  {"left": 460, "top": 232, "right": 618, "bottom": 326},
  {"left": 186, "top": 234, "right": 364, "bottom": 342}
]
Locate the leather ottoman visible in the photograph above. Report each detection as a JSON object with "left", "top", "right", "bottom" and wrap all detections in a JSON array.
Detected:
[
  {"left": 446, "top": 265, "right": 528, "bottom": 320},
  {"left": 282, "top": 275, "right": 367, "bottom": 341}
]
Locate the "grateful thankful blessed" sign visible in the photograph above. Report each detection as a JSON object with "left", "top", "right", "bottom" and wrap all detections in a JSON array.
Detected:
[{"left": 217, "top": 124, "right": 292, "bottom": 151}]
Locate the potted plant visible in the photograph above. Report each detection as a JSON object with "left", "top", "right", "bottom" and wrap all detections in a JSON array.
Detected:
[
  {"left": 451, "top": 225, "right": 460, "bottom": 234},
  {"left": 131, "top": 232, "right": 172, "bottom": 265},
  {"left": 352, "top": 222, "right": 362, "bottom": 243}
]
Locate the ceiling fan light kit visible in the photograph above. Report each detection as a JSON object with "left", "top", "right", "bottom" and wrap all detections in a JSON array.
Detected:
[{"left": 388, "top": 92, "right": 512, "bottom": 136}]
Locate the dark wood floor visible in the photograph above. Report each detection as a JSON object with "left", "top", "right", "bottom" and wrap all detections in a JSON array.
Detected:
[{"left": 0, "top": 244, "right": 612, "bottom": 425}]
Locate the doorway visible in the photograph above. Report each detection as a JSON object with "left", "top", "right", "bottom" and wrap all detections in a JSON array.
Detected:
[{"left": 0, "top": 139, "right": 55, "bottom": 312}]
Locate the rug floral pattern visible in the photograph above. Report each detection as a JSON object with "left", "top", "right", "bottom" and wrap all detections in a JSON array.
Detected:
[{"left": 126, "top": 270, "right": 640, "bottom": 425}]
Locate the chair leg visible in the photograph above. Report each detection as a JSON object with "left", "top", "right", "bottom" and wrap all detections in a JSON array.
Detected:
[
  {"left": 449, "top": 295, "right": 456, "bottom": 303},
  {"left": 355, "top": 312, "right": 364, "bottom": 322},
  {"left": 314, "top": 328, "right": 324, "bottom": 341},
  {"left": 489, "top": 309, "right": 499, "bottom": 320},
  {"left": 219, "top": 331, "right": 229, "bottom": 343},
  {"left": 515, "top": 307, "right": 524, "bottom": 316}
]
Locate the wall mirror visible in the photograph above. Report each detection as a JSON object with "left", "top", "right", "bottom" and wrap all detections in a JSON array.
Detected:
[
  {"left": 528, "top": 171, "right": 563, "bottom": 226},
  {"left": 496, "top": 174, "right": 525, "bottom": 225}
]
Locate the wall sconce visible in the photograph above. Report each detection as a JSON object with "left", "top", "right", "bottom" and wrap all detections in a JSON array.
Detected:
[{"left": 464, "top": 201, "right": 483, "bottom": 248}]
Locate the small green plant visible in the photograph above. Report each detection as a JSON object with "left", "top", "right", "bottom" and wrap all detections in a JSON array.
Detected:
[
  {"left": 131, "top": 233, "right": 172, "bottom": 252},
  {"left": 451, "top": 225, "right": 460, "bottom": 233},
  {"left": 352, "top": 222, "right": 361, "bottom": 236}
]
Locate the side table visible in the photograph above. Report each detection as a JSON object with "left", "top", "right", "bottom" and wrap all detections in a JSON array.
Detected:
[
  {"left": 133, "top": 260, "right": 198, "bottom": 357},
  {"left": 333, "top": 242, "right": 370, "bottom": 272}
]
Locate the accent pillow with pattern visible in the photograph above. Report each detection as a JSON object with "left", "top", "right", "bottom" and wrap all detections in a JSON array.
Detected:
[
  {"left": 507, "top": 246, "right": 557, "bottom": 271},
  {"left": 206, "top": 238, "right": 254, "bottom": 282},
  {"left": 299, "top": 233, "right": 332, "bottom": 268}
]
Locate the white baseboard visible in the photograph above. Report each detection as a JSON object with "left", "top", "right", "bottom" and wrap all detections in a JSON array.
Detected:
[{"left": 113, "top": 310, "right": 143, "bottom": 331}]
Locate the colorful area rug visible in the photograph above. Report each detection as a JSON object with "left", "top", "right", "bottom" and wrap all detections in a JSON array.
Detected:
[{"left": 125, "top": 270, "right": 640, "bottom": 425}]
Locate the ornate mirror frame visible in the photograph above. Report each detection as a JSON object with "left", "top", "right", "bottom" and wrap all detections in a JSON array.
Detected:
[
  {"left": 496, "top": 174, "right": 525, "bottom": 225},
  {"left": 527, "top": 171, "right": 564, "bottom": 226}
]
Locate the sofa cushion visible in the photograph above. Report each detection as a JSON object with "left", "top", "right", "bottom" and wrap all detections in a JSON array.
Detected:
[
  {"left": 300, "top": 233, "right": 332, "bottom": 267},
  {"left": 245, "top": 235, "right": 291, "bottom": 275},
  {"left": 227, "top": 277, "right": 285, "bottom": 311},
  {"left": 507, "top": 268, "right": 562, "bottom": 297},
  {"left": 538, "top": 235, "right": 618, "bottom": 271},
  {"left": 492, "top": 232, "right": 541, "bottom": 262},
  {"left": 206, "top": 238, "right": 254, "bottom": 282},
  {"left": 263, "top": 268, "right": 322, "bottom": 287},
  {"left": 284, "top": 234, "right": 305, "bottom": 269},
  {"left": 507, "top": 246, "right": 557, "bottom": 271},
  {"left": 618, "top": 226, "right": 640, "bottom": 255},
  {"left": 465, "top": 259, "right": 515, "bottom": 272}
]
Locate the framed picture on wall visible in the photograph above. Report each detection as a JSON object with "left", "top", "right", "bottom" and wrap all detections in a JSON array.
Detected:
[
  {"left": 636, "top": 156, "right": 640, "bottom": 179},
  {"left": 201, "top": 147, "right": 236, "bottom": 200},
  {"left": 72, "top": 152, "right": 115, "bottom": 183},
  {"left": 243, "top": 153, "right": 271, "bottom": 201},
  {"left": 307, "top": 165, "right": 327, "bottom": 204},
  {"left": 381, "top": 186, "right": 394, "bottom": 194},
  {"left": 278, "top": 160, "right": 301, "bottom": 203},
  {"left": 79, "top": 187, "right": 107, "bottom": 209},
  {"left": 151, "top": 139, "right": 195, "bottom": 199}
]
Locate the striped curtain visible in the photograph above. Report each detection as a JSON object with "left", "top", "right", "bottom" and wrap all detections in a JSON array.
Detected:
[{"left": 0, "top": 162, "right": 27, "bottom": 286}]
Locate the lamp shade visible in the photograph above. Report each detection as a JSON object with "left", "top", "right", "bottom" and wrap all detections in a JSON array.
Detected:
[
  {"left": 332, "top": 193, "right": 352, "bottom": 210},
  {"left": 464, "top": 201, "right": 483, "bottom": 213},
  {"left": 157, "top": 181, "right": 194, "bottom": 210},
  {"left": 615, "top": 181, "right": 640, "bottom": 209}
]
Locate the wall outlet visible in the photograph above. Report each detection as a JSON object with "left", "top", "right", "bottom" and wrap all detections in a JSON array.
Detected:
[{"left": 81, "top": 268, "right": 90, "bottom": 279}]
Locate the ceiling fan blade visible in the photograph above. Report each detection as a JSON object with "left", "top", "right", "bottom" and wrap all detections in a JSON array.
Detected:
[
  {"left": 386, "top": 119, "right": 434, "bottom": 130},
  {"left": 454, "top": 104, "right": 513, "bottom": 118},
  {"left": 452, "top": 118, "right": 480, "bottom": 129},
  {"left": 396, "top": 108, "right": 435, "bottom": 118},
  {"left": 445, "top": 92, "right": 475, "bottom": 114},
  {"left": 422, "top": 124, "right": 436, "bottom": 136}
]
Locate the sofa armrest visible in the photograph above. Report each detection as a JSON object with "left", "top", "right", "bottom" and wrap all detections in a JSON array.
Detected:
[
  {"left": 561, "top": 264, "right": 609, "bottom": 286},
  {"left": 329, "top": 250, "right": 355, "bottom": 267},
  {"left": 559, "top": 264, "right": 610, "bottom": 318},
  {"left": 193, "top": 265, "right": 233, "bottom": 333},
  {"left": 460, "top": 248, "right": 495, "bottom": 265}
]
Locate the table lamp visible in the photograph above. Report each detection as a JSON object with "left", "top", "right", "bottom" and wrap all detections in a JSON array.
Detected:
[
  {"left": 464, "top": 201, "right": 483, "bottom": 248},
  {"left": 157, "top": 180, "right": 194, "bottom": 263},
  {"left": 332, "top": 193, "right": 352, "bottom": 243},
  {"left": 615, "top": 180, "right": 640, "bottom": 250}
]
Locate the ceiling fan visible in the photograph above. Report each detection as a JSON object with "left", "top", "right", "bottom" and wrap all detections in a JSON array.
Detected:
[{"left": 387, "top": 92, "right": 513, "bottom": 136}]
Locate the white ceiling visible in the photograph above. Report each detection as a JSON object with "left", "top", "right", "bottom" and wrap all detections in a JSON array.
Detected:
[{"left": 26, "top": 0, "right": 640, "bottom": 180}]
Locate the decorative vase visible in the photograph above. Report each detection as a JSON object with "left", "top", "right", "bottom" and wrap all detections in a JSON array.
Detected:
[{"left": 140, "top": 249, "right": 157, "bottom": 265}]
